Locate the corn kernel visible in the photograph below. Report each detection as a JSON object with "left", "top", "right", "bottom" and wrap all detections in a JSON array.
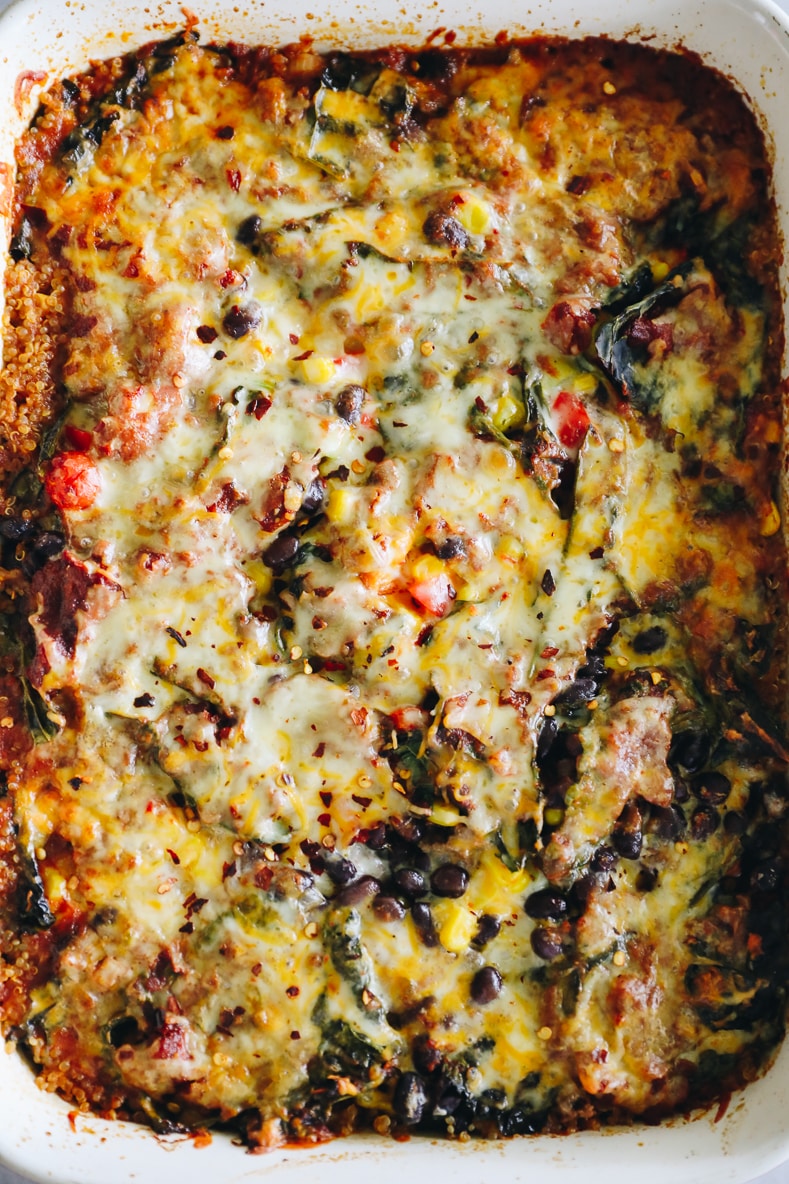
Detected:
[
  {"left": 435, "top": 899, "right": 478, "bottom": 953},
  {"left": 411, "top": 553, "right": 446, "bottom": 583},
  {"left": 760, "top": 500, "right": 781, "bottom": 537},
  {"left": 651, "top": 260, "right": 670, "bottom": 282},
  {"left": 602, "top": 80, "right": 617, "bottom": 95},
  {"left": 300, "top": 354, "right": 337, "bottom": 384},
  {"left": 455, "top": 194, "right": 491, "bottom": 236},
  {"left": 492, "top": 393, "right": 524, "bottom": 431},
  {"left": 544, "top": 807, "right": 564, "bottom": 826},
  {"left": 326, "top": 487, "right": 356, "bottom": 525}
]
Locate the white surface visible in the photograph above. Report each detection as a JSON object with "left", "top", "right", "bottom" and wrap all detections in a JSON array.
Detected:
[{"left": 0, "top": 0, "right": 787, "bottom": 1181}]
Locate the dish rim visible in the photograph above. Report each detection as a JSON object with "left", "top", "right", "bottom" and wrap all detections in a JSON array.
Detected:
[{"left": 0, "top": 0, "right": 788, "bottom": 1180}]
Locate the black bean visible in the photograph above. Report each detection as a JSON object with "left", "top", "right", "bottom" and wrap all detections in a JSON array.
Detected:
[
  {"left": 472, "top": 913, "right": 501, "bottom": 948},
  {"left": 524, "top": 888, "right": 567, "bottom": 920},
  {"left": 363, "top": 821, "right": 387, "bottom": 850},
  {"left": 470, "top": 965, "right": 502, "bottom": 1004},
  {"left": 568, "top": 872, "right": 596, "bottom": 910},
  {"left": 695, "top": 771, "right": 731, "bottom": 806},
  {"left": 498, "top": 1108, "right": 544, "bottom": 1136},
  {"left": 432, "top": 1080, "right": 463, "bottom": 1118},
  {"left": 262, "top": 533, "right": 300, "bottom": 572},
  {"left": 300, "top": 476, "right": 326, "bottom": 516},
  {"left": 530, "top": 926, "right": 563, "bottom": 960},
  {"left": 554, "top": 677, "right": 598, "bottom": 708},
  {"left": 672, "top": 776, "right": 690, "bottom": 803},
  {"left": 535, "top": 716, "right": 559, "bottom": 764},
  {"left": 373, "top": 895, "right": 405, "bottom": 922},
  {"left": 393, "top": 1072, "right": 428, "bottom": 1125},
  {"left": 335, "top": 384, "right": 364, "bottom": 424},
  {"left": 31, "top": 530, "right": 65, "bottom": 559},
  {"left": 591, "top": 844, "right": 617, "bottom": 873},
  {"left": 324, "top": 856, "right": 357, "bottom": 885},
  {"left": 612, "top": 801, "right": 642, "bottom": 859},
  {"left": 648, "top": 803, "right": 686, "bottom": 841},
  {"left": 668, "top": 728, "right": 711, "bottom": 773},
  {"left": 222, "top": 302, "right": 262, "bottom": 339},
  {"left": 393, "top": 867, "right": 426, "bottom": 898},
  {"left": 423, "top": 210, "right": 469, "bottom": 251},
  {"left": 430, "top": 863, "right": 469, "bottom": 898},
  {"left": 691, "top": 806, "right": 720, "bottom": 841},
  {"left": 412, "top": 1032, "right": 443, "bottom": 1075},
  {"left": 236, "top": 214, "right": 262, "bottom": 246},
  {"left": 411, "top": 901, "right": 438, "bottom": 947},
  {"left": 435, "top": 535, "right": 466, "bottom": 560},
  {"left": 631, "top": 625, "right": 668, "bottom": 654},
  {"left": 334, "top": 875, "right": 380, "bottom": 907},
  {"left": 723, "top": 810, "right": 746, "bottom": 835},
  {"left": 0, "top": 516, "right": 33, "bottom": 541}
]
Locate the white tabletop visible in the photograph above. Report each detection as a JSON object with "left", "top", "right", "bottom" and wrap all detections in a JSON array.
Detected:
[{"left": 0, "top": 1, "right": 787, "bottom": 1182}]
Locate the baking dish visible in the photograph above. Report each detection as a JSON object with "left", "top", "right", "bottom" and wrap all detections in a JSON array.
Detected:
[{"left": 0, "top": 0, "right": 781, "bottom": 1174}]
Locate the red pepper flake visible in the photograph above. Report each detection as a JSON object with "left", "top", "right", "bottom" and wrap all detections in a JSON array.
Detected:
[
  {"left": 317, "top": 812, "right": 332, "bottom": 827},
  {"left": 286, "top": 985, "right": 300, "bottom": 997},
  {"left": 352, "top": 794, "right": 372, "bottom": 808},
  {"left": 319, "top": 791, "right": 333, "bottom": 807},
  {"left": 464, "top": 295, "right": 478, "bottom": 301},
  {"left": 166, "top": 848, "right": 181, "bottom": 865},
  {"left": 444, "top": 28, "right": 457, "bottom": 42},
  {"left": 166, "top": 626, "right": 187, "bottom": 648},
  {"left": 196, "top": 667, "right": 216, "bottom": 689},
  {"left": 222, "top": 860, "right": 237, "bottom": 881},
  {"left": 174, "top": 735, "right": 187, "bottom": 747},
  {"left": 292, "top": 349, "right": 314, "bottom": 362},
  {"left": 134, "top": 692, "right": 155, "bottom": 708},
  {"left": 289, "top": 333, "right": 300, "bottom": 345},
  {"left": 365, "top": 445, "right": 386, "bottom": 463},
  {"left": 219, "top": 270, "right": 238, "bottom": 289},
  {"left": 536, "top": 669, "right": 555, "bottom": 681},
  {"left": 226, "top": 167, "right": 242, "bottom": 192},
  {"left": 474, "top": 395, "right": 488, "bottom": 413},
  {"left": 179, "top": 921, "right": 195, "bottom": 934},
  {"left": 186, "top": 896, "right": 208, "bottom": 918},
  {"left": 290, "top": 1030, "right": 301, "bottom": 1040},
  {"left": 214, "top": 350, "right": 227, "bottom": 360},
  {"left": 589, "top": 546, "right": 605, "bottom": 559},
  {"left": 251, "top": 963, "right": 262, "bottom": 976},
  {"left": 246, "top": 394, "right": 272, "bottom": 420},
  {"left": 313, "top": 742, "right": 327, "bottom": 758},
  {"left": 541, "top": 646, "right": 559, "bottom": 659},
  {"left": 196, "top": 325, "right": 218, "bottom": 344}
]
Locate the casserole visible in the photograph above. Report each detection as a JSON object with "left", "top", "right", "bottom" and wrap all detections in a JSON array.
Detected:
[{"left": 0, "top": 0, "right": 788, "bottom": 1180}]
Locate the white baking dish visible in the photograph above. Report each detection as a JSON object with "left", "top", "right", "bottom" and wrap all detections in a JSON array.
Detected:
[{"left": 0, "top": 0, "right": 788, "bottom": 1180}]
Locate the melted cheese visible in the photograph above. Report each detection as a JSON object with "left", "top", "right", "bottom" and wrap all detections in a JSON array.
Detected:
[{"left": 2, "top": 35, "right": 786, "bottom": 1145}]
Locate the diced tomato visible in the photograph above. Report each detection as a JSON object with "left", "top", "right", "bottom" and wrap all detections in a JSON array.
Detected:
[
  {"left": 408, "top": 574, "right": 454, "bottom": 617},
  {"left": 552, "top": 390, "right": 591, "bottom": 449},
  {"left": 63, "top": 424, "right": 93, "bottom": 452},
  {"left": 45, "top": 451, "right": 102, "bottom": 511}
]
